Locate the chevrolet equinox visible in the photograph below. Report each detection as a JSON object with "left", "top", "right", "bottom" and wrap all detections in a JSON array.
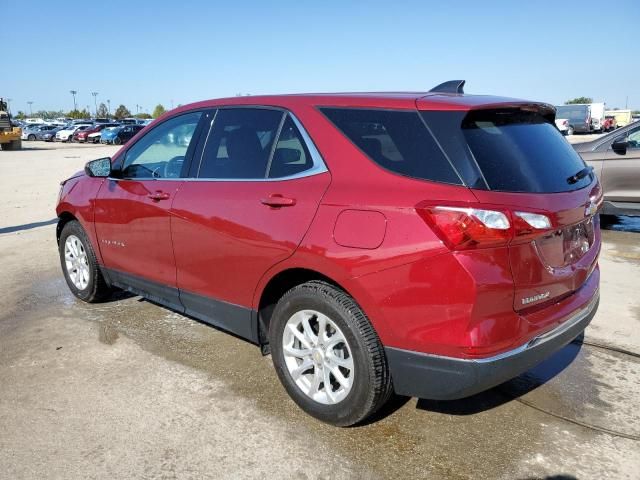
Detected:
[{"left": 56, "top": 80, "right": 601, "bottom": 426}]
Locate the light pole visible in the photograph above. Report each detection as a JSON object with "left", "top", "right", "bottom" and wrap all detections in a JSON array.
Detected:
[
  {"left": 91, "top": 92, "right": 99, "bottom": 117},
  {"left": 69, "top": 90, "right": 77, "bottom": 111},
  {"left": 107, "top": 99, "right": 111, "bottom": 118},
  {"left": 136, "top": 104, "right": 139, "bottom": 115},
  {"left": 27, "top": 101, "right": 34, "bottom": 117}
]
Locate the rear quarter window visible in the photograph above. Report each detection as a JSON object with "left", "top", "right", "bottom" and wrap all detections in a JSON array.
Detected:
[{"left": 320, "top": 108, "right": 462, "bottom": 185}]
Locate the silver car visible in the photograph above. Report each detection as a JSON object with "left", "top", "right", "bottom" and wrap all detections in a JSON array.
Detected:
[{"left": 573, "top": 121, "right": 640, "bottom": 216}]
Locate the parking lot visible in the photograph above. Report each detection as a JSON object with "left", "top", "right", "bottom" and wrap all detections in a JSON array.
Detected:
[{"left": 1, "top": 141, "right": 639, "bottom": 479}]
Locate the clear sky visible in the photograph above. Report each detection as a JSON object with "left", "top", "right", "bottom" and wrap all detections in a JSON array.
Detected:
[{"left": 3, "top": 0, "right": 639, "bottom": 114}]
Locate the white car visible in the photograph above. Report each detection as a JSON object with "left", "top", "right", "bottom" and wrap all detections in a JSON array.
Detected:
[
  {"left": 555, "top": 118, "right": 572, "bottom": 135},
  {"left": 87, "top": 131, "right": 102, "bottom": 143},
  {"left": 55, "top": 125, "right": 88, "bottom": 142}
]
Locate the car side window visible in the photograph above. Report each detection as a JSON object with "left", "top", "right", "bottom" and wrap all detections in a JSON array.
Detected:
[
  {"left": 197, "top": 108, "right": 284, "bottom": 179},
  {"left": 627, "top": 127, "right": 640, "bottom": 149},
  {"left": 267, "top": 115, "right": 314, "bottom": 178},
  {"left": 121, "top": 112, "right": 201, "bottom": 179}
]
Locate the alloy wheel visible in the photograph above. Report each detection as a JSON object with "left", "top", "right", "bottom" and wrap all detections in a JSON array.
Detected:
[
  {"left": 64, "top": 234, "right": 90, "bottom": 290},
  {"left": 282, "top": 309, "right": 354, "bottom": 405}
]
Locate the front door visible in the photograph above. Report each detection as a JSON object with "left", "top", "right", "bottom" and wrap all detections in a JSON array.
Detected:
[
  {"left": 93, "top": 111, "right": 203, "bottom": 308},
  {"left": 602, "top": 124, "right": 640, "bottom": 204}
]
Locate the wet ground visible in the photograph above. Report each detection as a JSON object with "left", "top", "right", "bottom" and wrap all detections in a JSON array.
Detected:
[{"left": 1, "top": 143, "right": 639, "bottom": 479}]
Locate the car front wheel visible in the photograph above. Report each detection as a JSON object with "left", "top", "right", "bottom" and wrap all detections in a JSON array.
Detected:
[
  {"left": 269, "top": 281, "right": 392, "bottom": 426},
  {"left": 59, "top": 220, "right": 112, "bottom": 302}
]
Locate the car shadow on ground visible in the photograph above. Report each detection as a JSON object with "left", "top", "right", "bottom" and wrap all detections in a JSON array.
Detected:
[{"left": 414, "top": 337, "right": 584, "bottom": 416}]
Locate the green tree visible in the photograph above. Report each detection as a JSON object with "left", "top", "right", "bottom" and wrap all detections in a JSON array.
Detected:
[
  {"left": 97, "top": 103, "right": 109, "bottom": 118},
  {"left": 113, "top": 104, "right": 132, "bottom": 119},
  {"left": 152, "top": 104, "right": 166, "bottom": 118},
  {"left": 565, "top": 97, "right": 593, "bottom": 105},
  {"left": 15, "top": 111, "right": 26, "bottom": 120},
  {"left": 67, "top": 109, "right": 91, "bottom": 119},
  {"left": 134, "top": 112, "right": 152, "bottom": 119}
]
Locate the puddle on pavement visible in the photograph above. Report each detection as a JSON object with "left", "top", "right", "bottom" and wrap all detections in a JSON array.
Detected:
[
  {"left": 8, "top": 272, "right": 639, "bottom": 478},
  {"left": 601, "top": 228, "right": 640, "bottom": 265},
  {"left": 500, "top": 341, "right": 640, "bottom": 440}
]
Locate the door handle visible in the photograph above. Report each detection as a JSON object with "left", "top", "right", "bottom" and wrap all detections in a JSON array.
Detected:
[
  {"left": 147, "top": 191, "right": 170, "bottom": 201},
  {"left": 260, "top": 194, "right": 296, "bottom": 207}
]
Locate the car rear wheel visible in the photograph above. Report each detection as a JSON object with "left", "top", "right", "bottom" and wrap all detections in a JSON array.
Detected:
[
  {"left": 59, "top": 220, "right": 112, "bottom": 303},
  {"left": 567, "top": 126, "right": 574, "bottom": 135},
  {"left": 113, "top": 137, "right": 122, "bottom": 145},
  {"left": 28, "top": 134, "right": 36, "bottom": 141},
  {"left": 269, "top": 281, "right": 392, "bottom": 426}
]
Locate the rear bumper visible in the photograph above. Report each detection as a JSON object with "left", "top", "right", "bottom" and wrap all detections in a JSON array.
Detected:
[{"left": 386, "top": 291, "right": 599, "bottom": 400}]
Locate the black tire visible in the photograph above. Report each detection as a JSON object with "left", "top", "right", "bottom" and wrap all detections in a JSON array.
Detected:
[
  {"left": 58, "top": 220, "right": 112, "bottom": 303},
  {"left": 269, "top": 281, "right": 391, "bottom": 426},
  {"left": 113, "top": 136, "right": 122, "bottom": 145},
  {"left": 567, "top": 126, "right": 575, "bottom": 135},
  {"left": 28, "top": 134, "right": 36, "bottom": 141}
]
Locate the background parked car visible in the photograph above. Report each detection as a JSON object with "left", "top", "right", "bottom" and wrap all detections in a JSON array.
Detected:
[
  {"left": 603, "top": 115, "right": 617, "bottom": 132},
  {"left": 100, "top": 124, "right": 144, "bottom": 145},
  {"left": 555, "top": 117, "right": 570, "bottom": 135},
  {"left": 36, "top": 126, "right": 64, "bottom": 142},
  {"left": 55, "top": 125, "right": 89, "bottom": 142},
  {"left": 21, "top": 124, "right": 44, "bottom": 140},
  {"left": 573, "top": 121, "right": 640, "bottom": 216},
  {"left": 555, "top": 105, "right": 591, "bottom": 134},
  {"left": 86, "top": 123, "right": 120, "bottom": 143},
  {"left": 73, "top": 123, "right": 119, "bottom": 143}
]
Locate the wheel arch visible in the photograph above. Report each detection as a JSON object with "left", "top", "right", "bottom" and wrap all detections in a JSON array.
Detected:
[
  {"left": 255, "top": 267, "right": 352, "bottom": 352},
  {"left": 56, "top": 211, "right": 78, "bottom": 243}
]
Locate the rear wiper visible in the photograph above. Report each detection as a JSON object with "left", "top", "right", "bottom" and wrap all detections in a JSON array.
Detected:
[{"left": 566, "top": 166, "right": 593, "bottom": 184}]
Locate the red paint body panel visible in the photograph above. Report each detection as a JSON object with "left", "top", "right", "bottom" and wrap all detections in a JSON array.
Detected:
[
  {"left": 93, "top": 179, "right": 182, "bottom": 286},
  {"left": 56, "top": 175, "right": 106, "bottom": 264},
  {"left": 171, "top": 174, "right": 331, "bottom": 306}
]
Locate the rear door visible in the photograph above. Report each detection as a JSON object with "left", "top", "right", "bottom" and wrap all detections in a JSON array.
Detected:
[
  {"left": 601, "top": 124, "right": 640, "bottom": 204},
  {"left": 171, "top": 108, "right": 330, "bottom": 339}
]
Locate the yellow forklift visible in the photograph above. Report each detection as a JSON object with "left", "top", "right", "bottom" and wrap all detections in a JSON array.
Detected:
[{"left": 0, "top": 98, "right": 21, "bottom": 150}]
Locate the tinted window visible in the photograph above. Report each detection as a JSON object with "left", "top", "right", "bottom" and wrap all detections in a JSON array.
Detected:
[
  {"left": 460, "top": 109, "right": 591, "bottom": 192},
  {"left": 198, "top": 108, "right": 284, "bottom": 179},
  {"left": 320, "top": 108, "right": 461, "bottom": 184},
  {"left": 268, "top": 115, "right": 313, "bottom": 178},
  {"left": 121, "top": 111, "right": 201, "bottom": 179}
]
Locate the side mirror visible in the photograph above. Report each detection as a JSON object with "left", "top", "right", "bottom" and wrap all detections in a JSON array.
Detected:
[
  {"left": 611, "top": 136, "right": 628, "bottom": 155},
  {"left": 84, "top": 157, "right": 112, "bottom": 177}
]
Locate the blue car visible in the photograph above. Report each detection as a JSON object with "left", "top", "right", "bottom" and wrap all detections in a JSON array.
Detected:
[{"left": 100, "top": 124, "right": 144, "bottom": 145}]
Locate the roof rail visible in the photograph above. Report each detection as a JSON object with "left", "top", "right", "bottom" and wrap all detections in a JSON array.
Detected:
[{"left": 428, "top": 80, "right": 465, "bottom": 94}]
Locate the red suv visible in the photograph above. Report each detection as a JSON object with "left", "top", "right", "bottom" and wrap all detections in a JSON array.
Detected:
[{"left": 56, "top": 81, "right": 601, "bottom": 426}]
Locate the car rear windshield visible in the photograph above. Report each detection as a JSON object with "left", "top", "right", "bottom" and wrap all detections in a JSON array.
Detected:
[
  {"left": 320, "top": 107, "right": 462, "bottom": 184},
  {"left": 458, "top": 109, "right": 592, "bottom": 192}
]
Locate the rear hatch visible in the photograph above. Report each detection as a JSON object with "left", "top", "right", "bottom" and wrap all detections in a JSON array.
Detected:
[{"left": 419, "top": 103, "right": 601, "bottom": 317}]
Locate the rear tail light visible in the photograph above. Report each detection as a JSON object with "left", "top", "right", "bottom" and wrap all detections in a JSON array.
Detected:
[{"left": 417, "top": 205, "right": 552, "bottom": 250}]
